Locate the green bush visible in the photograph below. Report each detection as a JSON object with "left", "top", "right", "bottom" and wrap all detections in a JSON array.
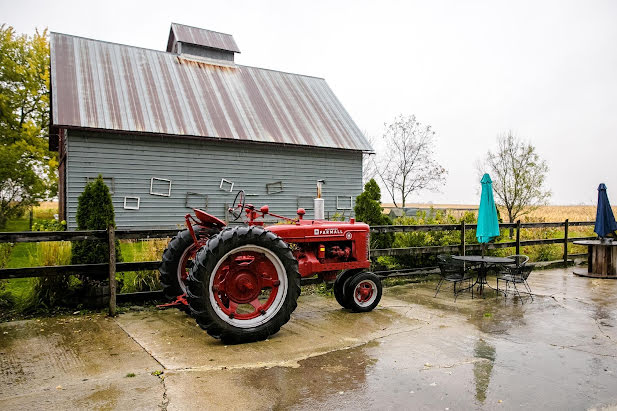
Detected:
[
  {"left": 354, "top": 179, "right": 393, "bottom": 249},
  {"left": 32, "top": 219, "right": 66, "bottom": 232},
  {"left": 71, "top": 175, "right": 121, "bottom": 280},
  {"left": 382, "top": 209, "right": 503, "bottom": 269}
]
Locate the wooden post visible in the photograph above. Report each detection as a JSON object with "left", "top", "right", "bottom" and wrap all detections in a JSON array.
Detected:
[
  {"left": 460, "top": 221, "right": 466, "bottom": 256},
  {"left": 515, "top": 220, "right": 521, "bottom": 255},
  {"left": 29, "top": 208, "right": 33, "bottom": 231},
  {"left": 108, "top": 225, "right": 116, "bottom": 317},
  {"left": 563, "top": 219, "right": 569, "bottom": 264}
]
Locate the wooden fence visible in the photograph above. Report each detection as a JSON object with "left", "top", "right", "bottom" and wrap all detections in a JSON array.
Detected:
[{"left": 0, "top": 220, "right": 596, "bottom": 315}]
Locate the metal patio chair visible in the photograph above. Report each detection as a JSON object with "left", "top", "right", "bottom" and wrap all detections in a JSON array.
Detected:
[
  {"left": 435, "top": 254, "right": 474, "bottom": 300},
  {"left": 496, "top": 255, "right": 533, "bottom": 302},
  {"left": 503, "top": 255, "right": 529, "bottom": 269}
]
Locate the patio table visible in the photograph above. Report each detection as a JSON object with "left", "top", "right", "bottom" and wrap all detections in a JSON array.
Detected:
[
  {"left": 452, "top": 255, "right": 514, "bottom": 296},
  {"left": 573, "top": 239, "right": 617, "bottom": 278}
]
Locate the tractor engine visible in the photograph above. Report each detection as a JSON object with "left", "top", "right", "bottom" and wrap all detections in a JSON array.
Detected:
[
  {"left": 326, "top": 243, "right": 352, "bottom": 260},
  {"left": 267, "top": 219, "right": 371, "bottom": 281}
]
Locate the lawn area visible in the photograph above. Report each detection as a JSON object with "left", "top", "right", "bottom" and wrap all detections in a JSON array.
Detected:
[
  {"left": 0, "top": 204, "right": 171, "bottom": 301},
  {"left": 1, "top": 239, "right": 169, "bottom": 299}
]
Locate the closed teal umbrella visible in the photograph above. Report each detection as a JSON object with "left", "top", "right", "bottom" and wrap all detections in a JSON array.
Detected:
[{"left": 477, "top": 174, "right": 500, "bottom": 247}]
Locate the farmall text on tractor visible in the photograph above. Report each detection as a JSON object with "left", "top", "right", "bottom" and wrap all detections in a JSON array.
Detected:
[{"left": 158, "top": 190, "right": 382, "bottom": 344}]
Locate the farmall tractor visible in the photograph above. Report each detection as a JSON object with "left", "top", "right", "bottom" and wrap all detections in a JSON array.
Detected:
[{"left": 159, "top": 190, "right": 382, "bottom": 344}]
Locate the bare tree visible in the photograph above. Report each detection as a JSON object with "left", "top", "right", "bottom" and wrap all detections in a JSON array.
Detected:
[
  {"left": 481, "top": 132, "right": 551, "bottom": 223},
  {"left": 376, "top": 115, "right": 447, "bottom": 208}
]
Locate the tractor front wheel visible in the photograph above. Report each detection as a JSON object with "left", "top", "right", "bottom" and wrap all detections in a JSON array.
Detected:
[
  {"left": 187, "top": 226, "right": 301, "bottom": 344},
  {"left": 333, "top": 269, "right": 362, "bottom": 309},
  {"left": 345, "top": 272, "right": 382, "bottom": 312}
]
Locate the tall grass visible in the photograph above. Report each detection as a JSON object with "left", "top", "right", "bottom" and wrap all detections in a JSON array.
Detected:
[
  {"left": 22, "top": 242, "right": 76, "bottom": 311},
  {"left": 118, "top": 239, "right": 169, "bottom": 293}
]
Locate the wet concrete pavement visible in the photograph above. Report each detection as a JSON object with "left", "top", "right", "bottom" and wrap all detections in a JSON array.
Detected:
[{"left": 2, "top": 268, "right": 617, "bottom": 410}]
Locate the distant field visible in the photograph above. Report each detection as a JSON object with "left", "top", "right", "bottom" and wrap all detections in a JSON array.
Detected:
[{"left": 382, "top": 203, "right": 610, "bottom": 222}]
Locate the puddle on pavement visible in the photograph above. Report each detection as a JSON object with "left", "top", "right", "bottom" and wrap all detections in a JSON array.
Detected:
[
  {"left": 472, "top": 338, "right": 495, "bottom": 403},
  {"left": 74, "top": 385, "right": 121, "bottom": 411},
  {"left": 238, "top": 342, "right": 380, "bottom": 409}
]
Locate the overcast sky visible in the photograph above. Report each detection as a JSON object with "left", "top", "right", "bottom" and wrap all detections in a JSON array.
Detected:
[{"left": 3, "top": 0, "right": 616, "bottom": 205}]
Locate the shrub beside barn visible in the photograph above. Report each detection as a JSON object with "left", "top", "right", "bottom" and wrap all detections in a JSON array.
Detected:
[{"left": 49, "top": 23, "right": 372, "bottom": 229}]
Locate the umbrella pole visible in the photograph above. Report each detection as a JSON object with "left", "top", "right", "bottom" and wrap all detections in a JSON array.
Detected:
[{"left": 481, "top": 244, "right": 485, "bottom": 257}]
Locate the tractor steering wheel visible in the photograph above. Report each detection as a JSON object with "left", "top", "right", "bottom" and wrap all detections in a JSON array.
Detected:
[{"left": 230, "top": 190, "right": 246, "bottom": 221}]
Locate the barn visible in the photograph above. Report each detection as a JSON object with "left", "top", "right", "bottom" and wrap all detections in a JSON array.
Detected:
[{"left": 49, "top": 23, "right": 372, "bottom": 229}]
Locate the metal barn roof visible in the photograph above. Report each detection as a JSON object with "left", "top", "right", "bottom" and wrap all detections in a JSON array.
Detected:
[
  {"left": 166, "top": 23, "right": 240, "bottom": 53},
  {"left": 50, "top": 31, "right": 371, "bottom": 152}
]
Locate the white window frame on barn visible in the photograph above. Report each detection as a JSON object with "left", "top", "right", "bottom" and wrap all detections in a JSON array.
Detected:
[
  {"left": 150, "top": 177, "right": 172, "bottom": 197},
  {"left": 219, "top": 178, "right": 234, "bottom": 193},
  {"left": 123, "top": 196, "right": 140, "bottom": 210}
]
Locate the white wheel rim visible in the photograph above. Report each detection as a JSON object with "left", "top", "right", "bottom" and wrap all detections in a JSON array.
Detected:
[
  {"left": 208, "top": 245, "right": 288, "bottom": 328},
  {"left": 353, "top": 279, "right": 378, "bottom": 307},
  {"left": 177, "top": 246, "right": 194, "bottom": 294}
]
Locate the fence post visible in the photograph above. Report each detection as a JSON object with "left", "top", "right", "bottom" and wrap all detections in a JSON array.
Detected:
[
  {"left": 108, "top": 225, "right": 116, "bottom": 317},
  {"left": 564, "top": 219, "right": 569, "bottom": 264},
  {"left": 460, "top": 221, "right": 466, "bottom": 256},
  {"left": 515, "top": 220, "right": 521, "bottom": 255}
]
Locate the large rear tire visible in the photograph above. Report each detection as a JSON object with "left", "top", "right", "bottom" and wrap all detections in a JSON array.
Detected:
[
  {"left": 159, "top": 226, "right": 216, "bottom": 301},
  {"left": 187, "top": 226, "right": 301, "bottom": 344}
]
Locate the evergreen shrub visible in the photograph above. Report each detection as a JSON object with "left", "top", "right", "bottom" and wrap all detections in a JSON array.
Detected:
[{"left": 71, "top": 175, "right": 121, "bottom": 280}]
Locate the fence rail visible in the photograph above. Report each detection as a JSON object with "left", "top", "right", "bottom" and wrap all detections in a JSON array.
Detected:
[
  {"left": 0, "top": 229, "right": 177, "bottom": 243},
  {"left": 0, "top": 219, "right": 596, "bottom": 314}
]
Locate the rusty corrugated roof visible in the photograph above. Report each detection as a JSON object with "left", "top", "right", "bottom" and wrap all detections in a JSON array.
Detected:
[
  {"left": 167, "top": 23, "right": 240, "bottom": 53},
  {"left": 50, "top": 32, "right": 371, "bottom": 152}
]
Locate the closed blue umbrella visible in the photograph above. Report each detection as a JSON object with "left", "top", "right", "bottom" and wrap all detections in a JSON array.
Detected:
[
  {"left": 477, "top": 174, "right": 500, "bottom": 246},
  {"left": 594, "top": 183, "right": 617, "bottom": 239}
]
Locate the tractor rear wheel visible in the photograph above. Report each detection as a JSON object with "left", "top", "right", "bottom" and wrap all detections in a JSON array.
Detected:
[
  {"left": 187, "top": 226, "right": 301, "bottom": 344},
  {"left": 159, "top": 226, "right": 215, "bottom": 302},
  {"left": 333, "top": 269, "right": 362, "bottom": 309},
  {"left": 345, "top": 272, "right": 382, "bottom": 312}
]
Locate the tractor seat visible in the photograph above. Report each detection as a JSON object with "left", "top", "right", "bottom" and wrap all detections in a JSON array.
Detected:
[{"left": 193, "top": 208, "right": 226, "bottom": 228}]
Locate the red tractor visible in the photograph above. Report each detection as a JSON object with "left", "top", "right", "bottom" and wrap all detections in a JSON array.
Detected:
[{"left": 159, "top": 190, "right": 381, "bottom": 344}]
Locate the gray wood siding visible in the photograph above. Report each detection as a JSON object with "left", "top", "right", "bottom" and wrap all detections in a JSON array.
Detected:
[{"left": 65, "top": 131, "right": 362, "bottom": 229}]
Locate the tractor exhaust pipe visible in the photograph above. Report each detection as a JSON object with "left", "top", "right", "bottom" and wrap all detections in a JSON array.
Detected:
[{"left": 314, "top": 179, "right": 325, "bottom": 220}]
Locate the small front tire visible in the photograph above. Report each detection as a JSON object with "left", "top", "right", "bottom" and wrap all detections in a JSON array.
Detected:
[
  {"left": 345, "top": 272, "right": 382, "bottom": 312},
  {"left": 333, "top": 269, "right": 362, "bottom": 309}
]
